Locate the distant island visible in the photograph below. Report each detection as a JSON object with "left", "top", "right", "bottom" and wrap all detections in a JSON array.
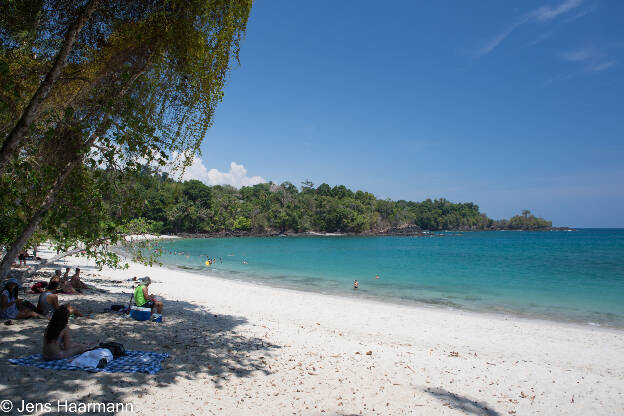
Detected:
[{"left": 107, "top": 170, "right": 566, "bottom": 237}]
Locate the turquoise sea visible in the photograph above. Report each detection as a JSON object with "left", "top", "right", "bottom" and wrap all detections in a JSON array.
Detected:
[{"left": 151, "top": 229, "right": 624, "bottom": 327}]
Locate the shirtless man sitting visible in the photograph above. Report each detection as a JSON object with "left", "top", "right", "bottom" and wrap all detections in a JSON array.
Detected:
[{"left": 70, "top": 268, "right": 88, "bottom": 292}]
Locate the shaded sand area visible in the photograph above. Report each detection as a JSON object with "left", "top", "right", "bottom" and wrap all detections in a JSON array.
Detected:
[{"left": 1, "top": 247, "right": 623, "bottom": 415}]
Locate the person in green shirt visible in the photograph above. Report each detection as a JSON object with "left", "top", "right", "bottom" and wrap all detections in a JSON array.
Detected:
[{"left": 134, "top": 277, "right": 163, "bottom": 317}]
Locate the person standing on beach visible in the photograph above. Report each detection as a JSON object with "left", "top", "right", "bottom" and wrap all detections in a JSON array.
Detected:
[{"left": 18, "top": 250, "right": 26, "bottom": 266}]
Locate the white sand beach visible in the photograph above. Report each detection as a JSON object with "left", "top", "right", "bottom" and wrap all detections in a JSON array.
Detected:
[{"left": 2, "top": 246, "right": 623, "bottom": 415}]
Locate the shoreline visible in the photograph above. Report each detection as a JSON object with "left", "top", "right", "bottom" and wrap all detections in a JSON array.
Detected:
[
  {"left": 171, "top": 227, "right": 575, "bottom": 239},
  {"left": 3, "top": 247, "right": 623, "bottom": 415},
  {"left": 158, "top": 259, "right": 624, "bottom": 332},
  {"left": 141, "top": 235, "right": 623, "bottom": 330}
]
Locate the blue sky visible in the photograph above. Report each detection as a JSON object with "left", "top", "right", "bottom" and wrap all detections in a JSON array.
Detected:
[{"left": 185, "top": 0, "right": 623, "bottom": 228}]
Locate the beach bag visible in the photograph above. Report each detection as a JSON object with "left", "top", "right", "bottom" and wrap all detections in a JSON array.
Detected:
[
  {"left": 30, "top": 282, "right": 46, "bottom": 293},
  {"left": 99, "top": 342, "right": 126, "bottom": 358}
]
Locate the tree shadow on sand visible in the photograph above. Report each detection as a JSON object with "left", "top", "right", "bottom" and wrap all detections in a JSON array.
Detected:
[
  {"left": 0, "top": 291, "right": 280, "bottom": 416},
  {"left": 423, "top": 387, "right": 501, "bottom": 416}
]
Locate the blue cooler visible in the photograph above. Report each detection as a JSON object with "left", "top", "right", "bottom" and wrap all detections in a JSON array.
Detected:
[{"left": 130, "top": 306, "right": 151, "bottom": 321}]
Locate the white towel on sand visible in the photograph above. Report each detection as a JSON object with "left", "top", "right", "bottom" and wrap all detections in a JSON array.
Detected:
[{"left": 70, "top": 348, "right": 113, "bottom": 369}]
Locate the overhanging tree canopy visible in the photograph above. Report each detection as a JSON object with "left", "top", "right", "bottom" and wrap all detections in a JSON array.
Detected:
[{"left": 0, "top": 0, "right": 253, "bottom": 278}]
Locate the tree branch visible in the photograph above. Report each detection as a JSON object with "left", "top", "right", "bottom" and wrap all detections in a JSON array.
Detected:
[{"left": 0, "top": 0, "right": 101, "bottom": 172}]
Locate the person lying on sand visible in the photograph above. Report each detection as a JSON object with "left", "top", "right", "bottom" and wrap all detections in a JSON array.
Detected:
[
  {"left": 134, "top": 277, "right": 163, "bottom": 318},
  {"left": 1, "top": 278, "right": 46, "bottom": 321},
  {"left": 69, "top": 268, "right": 88, "bottom": 291},
  {"left": 43, "top": 305, "right": 95, "bottom": 360},
  {"left": 36, "top": 282, "right": 83, "bottom": 318}
]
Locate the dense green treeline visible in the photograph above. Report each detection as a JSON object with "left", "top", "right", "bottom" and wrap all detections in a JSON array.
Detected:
[{"left": 101, "top": 169, "right": 552, "bottom": 234}]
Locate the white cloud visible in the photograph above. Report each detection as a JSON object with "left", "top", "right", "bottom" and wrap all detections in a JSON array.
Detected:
[
  {"left": 589, "top": 60, "right": 615, "bottom": 72},
  {"left": 560, "top": 47, "right": 595, "bottom": 62},
  {"left": 560, "top": 46, "right": 616, "bottom": 72},
  {"left": 168, "top": 154, "right": 266, "bottom": 188},
  {"left": 477, "top": 0, "right": 583, "bottom": 57},
  {"left": 205, "top": 161, "right": 266, "bottom": 187},
  {"left": 532, "top": 0, "right": 583, "bottom": 21},
  {"left": 478, "top": 17, "right": 529, "bottom": 57}
]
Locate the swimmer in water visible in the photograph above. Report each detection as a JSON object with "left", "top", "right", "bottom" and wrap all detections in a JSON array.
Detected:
[
  {"left": 353, "top": 280, "right": 359, "bottom": 289},
  {"left": 375, "top": 274, "right": 380, "bottom": 279}
]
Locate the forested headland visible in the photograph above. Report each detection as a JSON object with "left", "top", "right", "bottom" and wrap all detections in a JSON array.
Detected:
[{"left": 99, "top": 168, "right": 554, "bottom": 236}]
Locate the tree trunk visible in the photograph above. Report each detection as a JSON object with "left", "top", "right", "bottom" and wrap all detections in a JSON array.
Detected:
[
  {"left": 0, "top": 152, "right": 88, "bottom": 279},
  {"left": 0, "top": 0, "right": 100, "bottom": 172},
  {"left": 0, "top": 58, "right": 149, "bottom": 280}
]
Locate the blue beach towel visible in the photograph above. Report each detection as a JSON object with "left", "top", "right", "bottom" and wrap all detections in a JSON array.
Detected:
[{"left": 8, "top": 350, "right": 168, "bottom": 374}]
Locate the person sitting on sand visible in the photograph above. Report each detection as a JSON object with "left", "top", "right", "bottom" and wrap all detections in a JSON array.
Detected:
[
  {"left": 49, "top": 269, "right": 76, "bottom": 294},
  {"left": 49, "top": 270, "right": 62, "bottom": 287},
  {"left": 36, "top": 282, "right": 83, "bottom": 318},
  {"left": 353, "top": 280, "right": 359, "bottom": 289},
  {"left": 69, "top": 268, "right": 87, "bottom": 291},
  {"left": 134, "top": 277, "right": 163, "bottom": 317},
  {"left": 63, "top": 267, "right": 71, "bottom": 280},
  {"left": 1, "top": 278, "right": 46, "bottom": 321},
  {"left": 42, "top": 305, "right": 94, "bottom": 360}
]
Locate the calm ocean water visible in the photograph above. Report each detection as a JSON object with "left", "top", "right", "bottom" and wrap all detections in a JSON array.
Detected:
[{"left": 150, "top": 229, "right": 624, "bottom": 327}]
